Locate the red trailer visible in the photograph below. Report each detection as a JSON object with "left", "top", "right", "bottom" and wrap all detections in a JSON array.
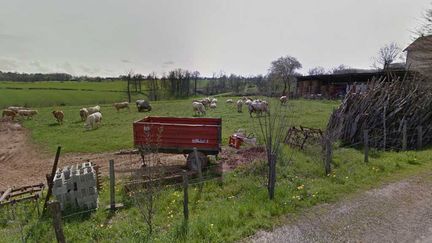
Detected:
[{"left": 133, "top": 116, "right": 222, "bottom": 170}]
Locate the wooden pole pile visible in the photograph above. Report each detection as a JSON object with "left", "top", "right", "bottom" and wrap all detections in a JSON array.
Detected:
[{"left": 327, "top": 75, "right": 432, "bottom": 150}]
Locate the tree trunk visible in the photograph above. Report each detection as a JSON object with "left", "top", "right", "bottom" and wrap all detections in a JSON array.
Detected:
[
  {"left": 127, "top": 78, "right": 131, "bottom": 103},
  {"left": 282, "top": 80, "right": 287, "bottom": 97},
  {"left": 267, "top": 150, "right": 276, "bottom": 200},
  {"left": 194, "top": 78, "right": 197, "bottom": 96}
]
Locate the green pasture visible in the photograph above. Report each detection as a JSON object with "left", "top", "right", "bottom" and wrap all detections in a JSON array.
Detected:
[
  {"left": 0, "top": 80, "right": 126, "bottom": 91},
  {"left": 21, "top": 98, "right": 338, "bottom": 154}
]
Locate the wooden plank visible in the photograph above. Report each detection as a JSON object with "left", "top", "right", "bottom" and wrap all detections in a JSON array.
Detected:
[
  {"left": 0, "top": 188, "right": 12, "bottom": 202},
  {"left": 43, "top": 146, "right": 62, "bottom": 215}
]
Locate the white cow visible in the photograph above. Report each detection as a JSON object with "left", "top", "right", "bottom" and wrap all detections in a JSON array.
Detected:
[
  {"left": 210, "top": 102, "right": 217, "bottom": 109},
  {"left": 84, "top": 112, "right": 102, "bottom": 130},
  {"left": 236, "top": 100, "right": 243, "bottom": 113},
  {"left": 192, "top": 102, "right": 206, "bottom": 116},
  {"left": 280, "top": 96, "right": 288, "bottom": 105},
  {"left": 87, "top": 105, "right": 100, "bottom": 115},
  {"left": 79, "top": 108, "right": 89, "bottom": 121},
  {"left": 248, "top": 100, "right": 269, "bottom": 117}
]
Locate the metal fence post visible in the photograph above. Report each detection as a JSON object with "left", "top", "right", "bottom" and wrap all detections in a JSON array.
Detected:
[
  {"left": 182, "top": 170, "right": 189, "bottom": 221},
  {"left": 402, "top": 121, "right": 407, "bottom": 151},
  {"left": 417, "top": 126, "right": 423, "bottom": 149},
  {"left": 364, "top": 129, "right": 369, "bottom": 163},
  {"left": 324, "top": 137, "right": 332, "bottom": 175}
]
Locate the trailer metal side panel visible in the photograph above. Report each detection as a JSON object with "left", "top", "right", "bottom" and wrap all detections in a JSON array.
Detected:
[{"left": 133, "top": 116, "right": 222, "bottom": 155}]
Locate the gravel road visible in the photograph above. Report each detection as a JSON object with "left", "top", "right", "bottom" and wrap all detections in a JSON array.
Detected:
[{"left": 249, "top": 172, "right": 432, "bottom": 243}]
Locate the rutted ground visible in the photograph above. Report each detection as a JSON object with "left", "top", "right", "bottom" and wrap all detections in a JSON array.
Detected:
[
  {"left": 0, "top": 121, "right": 186, "bottom": 190},
  {"left": 0, "top": 120, "right": 263, "bottom": 190},
  {"left": 250, "top": 171, "right": 432, "bottom": 243}
]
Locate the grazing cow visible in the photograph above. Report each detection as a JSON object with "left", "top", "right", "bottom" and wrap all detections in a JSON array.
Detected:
[
  {"left": 280, "top": 96, "right": 288, "bottom": 105},
  {"left": 236, "top": 100, "right": 243, "bottom": 113},
  {"left": 79, "top": 108, "right": 89, "bottom": 121},
  {"left": 211, "top": 98, "right": 218, "bottom": 104},
  {"left": 7, "top": 106, "right": 27, "bottom": 113},
  {"left": 226, "top": 99, "right": 233, "bottom": 103},
  {"left": 201, "top": 98, "right": 211, "bottom": 109},
  {"left": 210, "top": 102, "right": 217, "bottom": 109},
  {"left": 84, "top": 112, "right": 102, "bottom": 130},
  {"left": 18, "top": 109, "right": 38, "bottom": 119},
  {"left": 2, "top": 109, "right": 17, "bottom": 120},
  {"left": 52, "top": 110, "right": 64, "bottom": 124},
  {"left": 248, "top": 100, "right": 269, "bottom": 117},
  {"left": 136, "top": 100, "right": 152, "bottom": 112},
  {"left": 113, "top": 101, "right": 130, "bottom": 112},
  {"left": 87, "top": 105, "right": 100, "bottom": 115},
  {"left": 192, "top": 102, "right": 206, "bottom": 116}
]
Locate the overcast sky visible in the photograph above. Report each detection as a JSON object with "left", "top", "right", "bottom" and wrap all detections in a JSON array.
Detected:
[{"left": 0, "top": 0, "right": 430, "bottom": 77}]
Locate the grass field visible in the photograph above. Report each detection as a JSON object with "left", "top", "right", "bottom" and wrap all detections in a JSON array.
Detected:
[
  {"left": 0, "top": 80, "right": 126, "bottom": 91},
  {"left": 0, "top": 80, "right": 150, "bottom": 108},
  {"left": 0, "top": 80, "right": 208, "bottom": 108},
  {"left": 3, "top": 96, "right": 432, "bottom": 242},
  {"left": 21, "top": 98, "right": 338, "bottom": 153}
]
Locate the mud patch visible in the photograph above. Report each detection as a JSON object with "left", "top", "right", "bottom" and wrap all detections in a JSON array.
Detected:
[{"left": 219, "top": 146, "right": 266, "bottom": 171}]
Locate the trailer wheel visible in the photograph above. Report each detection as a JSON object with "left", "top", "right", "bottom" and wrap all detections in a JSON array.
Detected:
[{"left": 186, "top": 151, "right": 208, "bottom": 171}]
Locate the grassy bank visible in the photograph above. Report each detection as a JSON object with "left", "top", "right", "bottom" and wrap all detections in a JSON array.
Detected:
[{"left": 1, "top": 142, "right": 431, "bottom": 242}]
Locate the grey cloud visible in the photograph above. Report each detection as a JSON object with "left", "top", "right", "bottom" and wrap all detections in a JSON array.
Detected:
[
  {"left": 80, "top": 65, "right": 101, "bottom": 75},
  {"left": 163, "top": 61, "right": 175, "bottom": 65},
  {"left": 121, "top": 59, "right": 131, "bottom": 63},
  {"left": 57, "top": 62, "right": 75, "bottom": 74},
  {"left": 29, "top": 61, "right": 51, "bottom": 73},
  {"left": 0, "top": 58, "right": 18, "bottom": 71}
]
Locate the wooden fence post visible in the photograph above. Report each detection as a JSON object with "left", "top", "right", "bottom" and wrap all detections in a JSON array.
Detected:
[
  {"left": 402, "top": 121, "right": 407, "bottom": 151},
  {"left": 109, "top": 159, "right": 115, "bottom": 211},
  {"left": 324, "top": 138, "right": 332, "bottom": 175},
  {"left": 43, "top": 146, "right": 61, "bottom": 215},
  {"left": 364, "top": 129, "right": 369, "bottom": 163},
  {"left": 417, "top": 126, "right": 423, "bottom": 150},
  {"left": 193, "top": 148, "right": 202, "bottom": 183},
  {"left": 182, "top": 170, "right": 189, "bottom": 221},
  {"left": 48, "top": 201, "right": 65, "bottom": 243}
]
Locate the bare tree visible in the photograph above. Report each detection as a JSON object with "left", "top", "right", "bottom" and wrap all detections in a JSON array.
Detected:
[
  {"left": 269, "top": 56, "right": 302, "bottom": 97},
  {"left": 147, "top": 72, "right": 158, "bottom": 101},
  {"left": 192, "top": 71, "right": 200, "bottom": 95},
  {"left": 415, "top": 3, "right": 432, "bottom": 37},
  {"left": 308, "top": 66, "right": 326, "bottom": 75},
  {"left": 132, "top": 126, "right": 164, "bottom": 238},
  {"left": 374, "top": 42, "right": 401, "bottom": 70},
  {"left": 330, "top": 64, "right": 352, "bottom": 74},
  {"left": 124, "top": 71, "right": 134, "bottom": 103},
  {"left": 251, "top": 102, "right": 291, "bottom": 200}
]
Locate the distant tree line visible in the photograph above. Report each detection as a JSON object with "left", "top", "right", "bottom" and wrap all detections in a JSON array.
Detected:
[{"left": 0, "top": 71, "right": 73, "bottom": 82}]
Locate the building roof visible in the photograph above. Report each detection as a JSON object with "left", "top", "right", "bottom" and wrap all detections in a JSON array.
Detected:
[
  {"left": 296, "top": 70, "right": 408, "bottom": 84},
  {"left": 404, "top": 35, "right": 432, "bottom": 52}
]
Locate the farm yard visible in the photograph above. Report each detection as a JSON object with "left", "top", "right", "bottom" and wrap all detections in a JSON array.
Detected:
[
  {"left": 1, "top": 1, "right": 432, "bottom": 241},
  {"left": 2, "top": 85, "right": 432, "bottom": 242}
]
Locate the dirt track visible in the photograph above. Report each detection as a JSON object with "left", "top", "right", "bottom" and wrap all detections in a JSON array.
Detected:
[
  {"left": 250, "top": 171, "right": 432, "bottom": 243},
  {"left": 0, "top": 121, "right": 186, "bottom": 190},
  {"left": 0, "top": 121, "right": 262, "bottom": 190}
]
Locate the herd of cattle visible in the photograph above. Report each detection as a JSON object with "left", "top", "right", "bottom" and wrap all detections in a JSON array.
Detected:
[
  {"left": 192, "top": 95, "right": 288, "bottom": 117},
  {"left": 1, "top": 96, "right": 287, "bottom": 129},
  {"left": 1, "top": 99, "right": 153, "bottom": 130}
]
